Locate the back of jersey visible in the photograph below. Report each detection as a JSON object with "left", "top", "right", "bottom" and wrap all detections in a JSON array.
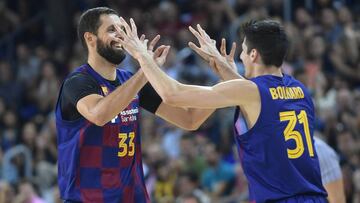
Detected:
[{"left": 234, "top": 74, "right": 327, "bottom": 202}]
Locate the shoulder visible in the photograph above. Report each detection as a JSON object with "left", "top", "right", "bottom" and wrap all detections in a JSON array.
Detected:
[
  {"left": 213, "top": 79, "right": 259, "bottom": 106},
  {"left": 215, "top": 79, "right": 257, "bottom": 91},
  {"left": 213, "top": 79, "right": 258, "bottom": 95},
  {"left": 64, "top": 72, "right": 97, "bottom": 87}
]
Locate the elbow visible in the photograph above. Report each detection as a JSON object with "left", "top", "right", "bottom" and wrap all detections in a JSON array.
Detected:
[
  {"left": 186, "top": 125, "right": 200, "bottom": 131},
  {"left": 159, "top": 83, "right": 182, "bottom": 106},
  {"left": 93, "top": 120, "right": 106, "bottom": 127},
  {"left": 160, "top": 92, "right": 178, "bottom": 106},
  {"left": 189, "top": 122, "right": 201, "bottom": 131},
  {"left": 184, "top": 118, "right": 201, "bottom": 131},
  {"left": 92, "top": 117, "right": 107, "bottom": 127},
  {"left": 179, "top": 124, "right": 199, "bottom": 131},
  {"left": 89, "top": 114, "right": 108, "bottom": 127}
]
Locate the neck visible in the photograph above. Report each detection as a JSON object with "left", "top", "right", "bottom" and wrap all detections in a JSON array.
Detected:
[
  {"left": 87, "top": 52, "right": 117, "bottom": 81},
  {"left": 251, "top": 63, "right": 283, "bottom": 78}
]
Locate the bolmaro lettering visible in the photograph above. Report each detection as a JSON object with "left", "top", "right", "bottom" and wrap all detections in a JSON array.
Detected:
[{"left": 269, "top": 86, "right": 304, "bottom": 100}]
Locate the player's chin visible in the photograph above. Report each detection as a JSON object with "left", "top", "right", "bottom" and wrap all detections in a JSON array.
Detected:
[{"left": 115, "top": 49, "right": 126, "bottom": 57}]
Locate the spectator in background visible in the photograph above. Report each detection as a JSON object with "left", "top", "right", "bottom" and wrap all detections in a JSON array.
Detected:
[
  {"left": 2, "top": 145, "right": 32, "bottom": 184},
  {"left": 314, "top": 136, "right": 346, "bottom": 203},
  {"left": 176, "top": 193, "right": 202, "bottom": 203},
  {"left": 0, "top": 181, "right": 15, "bottom": 203},
  {"left": 16, "top": 44, "right": 41, "bottom": 86},
  {"left": 36, "top": 60, "right": 59, "bottom": 114},
  {"left": 201, "top": 143, "right": 235, "bottom": 199},
  {"left": 13, "top": 180, "right": 46, "bottom": 203},
  {"left": 175, "top": 172, "right": 210, "bottom": 203},
  {"left": 1, "top": 110, "right": 19, "bottom": 152},
  {"left": 0, "top": 61, "right": 23, "bottom": 108}
]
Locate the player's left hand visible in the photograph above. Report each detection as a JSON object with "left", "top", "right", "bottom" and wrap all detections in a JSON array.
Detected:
[
  {"left": 188, "top": 24, "right": 222, "bottom": 61},
  {"left": 188, "top": 24, "right": 238, "bottom": 79},
  {"left": 215, "top": 38, "right": 238, "bottom": 73}
]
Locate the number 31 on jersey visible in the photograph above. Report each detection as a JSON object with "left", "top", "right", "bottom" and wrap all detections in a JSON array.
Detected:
[{"left": 280, "top": 110, "right": 314, "bottom": 159}]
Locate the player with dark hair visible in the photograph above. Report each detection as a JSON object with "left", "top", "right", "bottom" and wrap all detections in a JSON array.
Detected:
[
  {"left": 117, "top": 18, "right": 328, "bottom": 202},
  {"left": 55, "top": 7, "right": 214, "bottom": 203}
]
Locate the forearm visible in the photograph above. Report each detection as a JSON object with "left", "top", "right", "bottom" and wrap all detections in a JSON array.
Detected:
[
  {"left": 138, "top": 53, "right": 180, "bottom": 102},
  {"left": 92, "top": 70, "right": 147, "bottom": 125},
  {"left": 212, "top": 56, "right": 243, "bottom": 81},
  {"left": 189, "top": 108, "right": 216, "bottom": 129},
  {"left": 325, "top": 179, "right": 346, "bottom": 203}
]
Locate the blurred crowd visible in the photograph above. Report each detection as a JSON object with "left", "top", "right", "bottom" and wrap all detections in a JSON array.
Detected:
[{"left": 0, "top": 0, "right": 360, "bottom": 202}]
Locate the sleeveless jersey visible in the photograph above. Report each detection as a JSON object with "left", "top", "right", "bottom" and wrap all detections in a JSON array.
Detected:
[
  {"left": 55, "top": 64, "right": 149, "bottom": 203},
  {"left": 234, "top": 74, "right": 327, "bottom": 203}
]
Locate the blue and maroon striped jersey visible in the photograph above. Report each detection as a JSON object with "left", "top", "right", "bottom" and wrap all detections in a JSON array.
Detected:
[
  {"left": 234, "top": 74, "right": 327, "bottom": 203},
  {"left": 55, "top": 64, "right": 150, "bottom": 203}
]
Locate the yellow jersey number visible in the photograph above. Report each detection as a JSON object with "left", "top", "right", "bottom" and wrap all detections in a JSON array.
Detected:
[
  {"left": 279, "top": 110, "right": 314, "bottom": 159},
  {"left": 118, "top": 132, "right": 135, "bottom": 157}
]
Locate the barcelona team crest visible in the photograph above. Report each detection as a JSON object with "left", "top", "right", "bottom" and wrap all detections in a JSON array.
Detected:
[{"left": 101, "top": 86, "right": 109, "bottom": 96}]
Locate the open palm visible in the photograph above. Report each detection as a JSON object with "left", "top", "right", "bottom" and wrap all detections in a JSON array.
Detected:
[{"left": 188, "top": 24, "right": 238, "bottom": 77}]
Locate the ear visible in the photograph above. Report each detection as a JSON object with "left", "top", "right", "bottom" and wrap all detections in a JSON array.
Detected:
[
  {"left": 84, "top": 32, "right": 96, "bottom": 49},
  {"left": 250, "top": 49, "right": 258, "bottom": 63}
]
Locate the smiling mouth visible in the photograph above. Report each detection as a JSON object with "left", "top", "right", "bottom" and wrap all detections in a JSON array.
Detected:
[
  {"left": 112, "top": 42, "right": 123, "bottom": 49},
  {"left": 114, "top": 44, "right": 123, "bottom": 49}
]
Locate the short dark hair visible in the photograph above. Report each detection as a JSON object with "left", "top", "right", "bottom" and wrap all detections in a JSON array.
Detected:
[
  {"left": 77, "top": 7, "right": 118, "bottom": 50},
  {"left": 242, "top": 20, "right": 289, "bottom": 67}
]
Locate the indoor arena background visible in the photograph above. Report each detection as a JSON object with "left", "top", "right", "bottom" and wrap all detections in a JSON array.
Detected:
[{"left": 0, "top": 0, "right": 359, "bottom": 202}]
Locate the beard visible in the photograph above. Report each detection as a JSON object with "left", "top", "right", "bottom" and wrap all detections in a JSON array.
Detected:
[{"left": 96, "top": 38, "right": 126, "bottom": 65}]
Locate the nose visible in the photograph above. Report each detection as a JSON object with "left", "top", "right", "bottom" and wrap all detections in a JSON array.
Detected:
[{"left": 115, "top": 30, "right": 121, "bottom": 38}]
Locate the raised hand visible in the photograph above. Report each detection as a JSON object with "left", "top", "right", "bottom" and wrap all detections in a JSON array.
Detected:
[
  {"left": 188, "top": 24, "right": 222, "bottom": 61},
  {"left": 216, "top": 38, "right": 237, "bottom": 73},
  {"left": 114, "top": 18, "right": 150, "bottom": 60},
  {"left": 115, "top": 18, "right": 170, "bottom": 66},
  {"left": 188, "top": 24, "right": 240, "bottom": 80},
  {"left": 139, "top": 34, "right": 169, "bottom": 67}
]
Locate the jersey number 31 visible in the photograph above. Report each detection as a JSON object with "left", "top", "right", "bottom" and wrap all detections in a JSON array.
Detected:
[{"left": 280, "top": 110, "right": 314, "bottom": 159}]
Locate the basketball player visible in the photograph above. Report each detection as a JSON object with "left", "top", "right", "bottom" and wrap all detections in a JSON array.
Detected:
[
  {"left": 55, "top": 7, "right": 214, "bottom": 203},
  {"left": 116, "top": 18, "right": 328, "bottom": 202}
]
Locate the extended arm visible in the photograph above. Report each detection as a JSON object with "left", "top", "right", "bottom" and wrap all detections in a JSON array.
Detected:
[
  {"left": 116, "top": 18, "right": 258, "bottom": 109},
  {"left": 77, "top": 69, "right": 147, "bottom": 126},
  {"left": 155, "top": 103, "right": 215, "bottom": 130},
  {"left": 77, "top": 35, "right": 166, "bottom": 126}
]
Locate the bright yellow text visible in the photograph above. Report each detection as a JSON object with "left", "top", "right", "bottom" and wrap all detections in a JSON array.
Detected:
[{"left": 269, "top": 86, "right": 304, "bottom": 100}]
